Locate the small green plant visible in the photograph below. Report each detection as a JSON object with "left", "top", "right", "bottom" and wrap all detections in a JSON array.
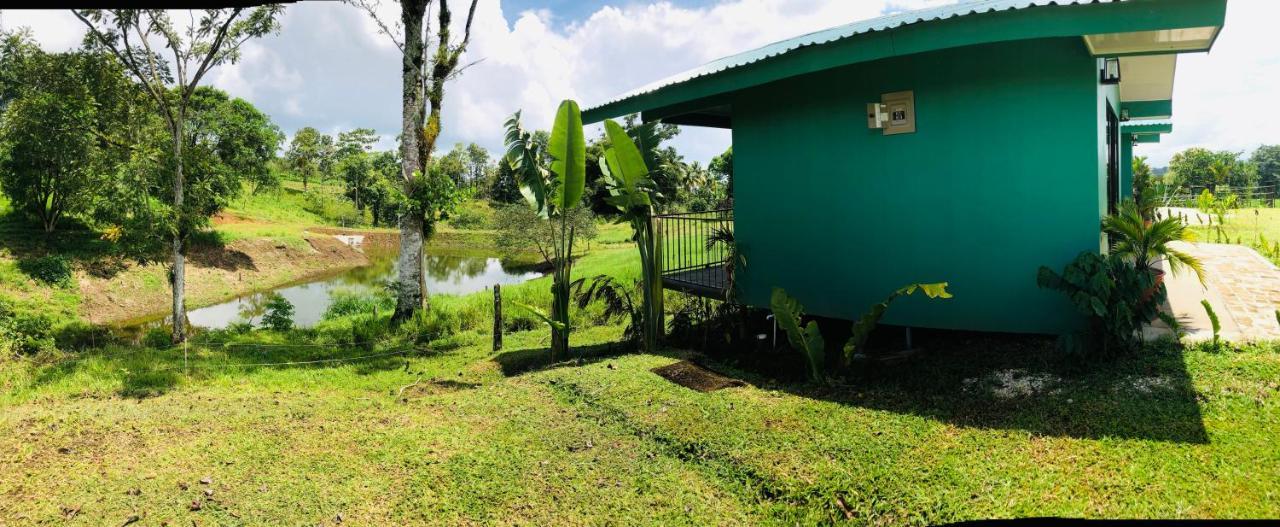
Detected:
[
  {"left": 843, "top": 283, "right": 951, "bottom": 364},
  {"left": 261, "top": 293, "right": 295, "bottom": 331},
  {"left": 18, "top": 255, "right": 73, "bottom": 287},
  {"left": 0, "top": 300, "right": 54, "bottom": 356},
  {"left": 573, "top": 275, "right": 643, "bottom": 350},
  {"left": 1202, "top": 300, "right": 1221, "bottom": 349},
  {"left": 770, "top": 288, "right": 825, "bottom": 382}
]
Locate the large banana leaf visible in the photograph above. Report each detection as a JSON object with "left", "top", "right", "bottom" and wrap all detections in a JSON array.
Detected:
[
  {"left": 503, "top": 110, "right": 549, "bottom": 217},
  {"left": 843, "top": 282, "right": 951, "bottom": 363},
  {"left": 770, "top": 288, "right": 825, "bottom": 381},
  {"left": 601, "top": 119, "right": 654, "bottom": 212},
  {"left": 547, "top": 100, "right": 585, "bottom": 213}
]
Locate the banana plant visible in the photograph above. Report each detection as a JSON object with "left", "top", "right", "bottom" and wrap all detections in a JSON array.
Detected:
[
  {"left": 770, "top": 288, "right": 826, "bottom": 382},
  {"left": 598, "top": 119, "right": 663, "bottom": 354},
  {"left": 843, "top": 283, "right": 951, "bottom": 365},
  {"left": 503, "top": 100, "right": 585, "bottom": 360}
]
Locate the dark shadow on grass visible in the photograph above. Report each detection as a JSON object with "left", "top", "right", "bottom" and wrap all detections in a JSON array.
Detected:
[
  {"left": 29, "top": 335, "right": 425, "bottom": 399},
  {"left": 493, "top": 341, "right": 636, "bottom": 377},
  {"left": 682, "top": 320, "right": 1210, "bottom": 445}
]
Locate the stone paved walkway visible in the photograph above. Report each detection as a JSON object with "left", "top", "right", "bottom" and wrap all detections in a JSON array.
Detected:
[{"left": 1168, "top": 242, "right": 1280, "bottom": 341}]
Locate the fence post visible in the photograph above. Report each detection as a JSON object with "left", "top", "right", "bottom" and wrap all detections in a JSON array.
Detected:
[{"left": 492, "top": 284, "right": 502, "bottom": 352}]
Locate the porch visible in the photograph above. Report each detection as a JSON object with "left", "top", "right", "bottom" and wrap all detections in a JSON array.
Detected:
[{"left": 655, "top": 209, "right": 733, "bottom": 299}]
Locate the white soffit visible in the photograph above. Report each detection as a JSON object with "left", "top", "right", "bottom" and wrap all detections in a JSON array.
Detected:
[
  {"left": 1084, "top": 26, "right": 1218, "bottom": 55},
  {"left": 1119, "top": 54, "right": 1176, "bottom": 103}
]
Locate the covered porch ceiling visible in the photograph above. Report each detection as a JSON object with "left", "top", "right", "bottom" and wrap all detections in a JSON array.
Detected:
[{"left": 584, "top": 0, "right": 1227, "bottom": 129}]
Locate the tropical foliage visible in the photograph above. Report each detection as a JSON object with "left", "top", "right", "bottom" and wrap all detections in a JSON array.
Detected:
[
  {"left": 1103, "top": 200, "right": 1205, "bottom": 286},
  {"left": 504, "top": 101, "right": 586, "bottom": 360}
]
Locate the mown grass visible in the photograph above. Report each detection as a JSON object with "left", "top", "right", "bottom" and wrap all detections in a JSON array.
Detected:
[
  {"left": 1181, "top": 206, "right": 1280, "bottom": 263},
  {"left": 4, "top": 314, "right": 1278, "bottom": 524}
]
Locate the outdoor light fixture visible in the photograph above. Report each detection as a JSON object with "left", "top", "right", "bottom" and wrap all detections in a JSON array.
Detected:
[
  {"left": 1120, "top": 108, "right": 1130, "bottom": 122},
  {"left": 1100, "top": 57, "right": 1121, "bottom": 85}
]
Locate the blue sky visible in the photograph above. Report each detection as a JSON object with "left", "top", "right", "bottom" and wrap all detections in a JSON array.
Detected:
[{"left": 2, "top": 1, "right": 1278, "bottom": 167}]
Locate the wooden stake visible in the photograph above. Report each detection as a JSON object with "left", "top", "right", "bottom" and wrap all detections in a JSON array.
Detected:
[{"left": 493, "top": 284, "right": 502, "bottom": 351}]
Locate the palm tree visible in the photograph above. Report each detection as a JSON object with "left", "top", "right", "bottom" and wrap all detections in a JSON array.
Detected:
[{"left": 1103, "top": 200, "right": 1206, "bottom": 286}]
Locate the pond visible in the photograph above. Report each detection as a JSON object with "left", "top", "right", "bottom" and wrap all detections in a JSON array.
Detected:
[{"left": 126, "top": 246, "right": 543, "bottom": 331}]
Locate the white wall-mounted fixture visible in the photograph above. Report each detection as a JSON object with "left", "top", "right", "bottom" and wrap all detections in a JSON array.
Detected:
[
  {"left": 1100, "top": 57, "right": 1121, "bottom": 85},
  {"left": 867, "top": 102, "right": 888, "bottom": 129}
]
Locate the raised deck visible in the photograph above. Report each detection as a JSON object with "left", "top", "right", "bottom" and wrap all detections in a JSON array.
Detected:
[{"left": 655, "top": 209, "right": 733, "bottom": 300}]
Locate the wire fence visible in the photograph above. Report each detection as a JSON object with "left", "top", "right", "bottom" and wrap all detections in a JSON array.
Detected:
[{"left": 1156, "top": 184, "right": 1280, "bottom": 208}]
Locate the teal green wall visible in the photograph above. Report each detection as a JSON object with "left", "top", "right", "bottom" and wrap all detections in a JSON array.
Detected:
[{"left": 732, "top": 38, "right": 1108, "bottom": 334}]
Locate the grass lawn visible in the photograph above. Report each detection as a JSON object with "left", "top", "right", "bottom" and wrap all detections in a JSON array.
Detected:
[
  {"left": 4, "top": 195, "right": 1277, "bottom": 523},
  {"left": 3, "top": 322, "right": 1278, "bottom": 524},
  {"left": 1181, "top": 206, "right": 1280, "bottom": 262}
]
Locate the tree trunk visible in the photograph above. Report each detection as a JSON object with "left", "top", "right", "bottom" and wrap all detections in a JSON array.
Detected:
[
  {"left": 171, "top": 116, "right": 187, "bottom": 343},
  {"left": 393, "top": 0, "right": 429, "bottom": 323}
]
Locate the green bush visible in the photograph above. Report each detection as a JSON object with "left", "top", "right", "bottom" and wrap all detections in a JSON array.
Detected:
[
  {"left": 261, "top": 293, "right": 295, "bottom": 331},
  {"left": 1038, "top": 252, "right": 1162, "bottom": 358},
  {"left": 141, "top": 326, "right": 172, "bottom": 349},
  {"left": 18, "top": 255, "right": 73, "bottom": 287},
  {"left": 448, "top": 201, "right": 493, "bottom": 230},
  {"left": 0, "top": 300, "right": 54, "bottom": 356},
  {"left": 301, "top": 190, "right": 363, "bottom": 226}
]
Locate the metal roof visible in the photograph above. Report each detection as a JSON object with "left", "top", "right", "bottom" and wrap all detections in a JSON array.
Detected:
[{"left": 587, "top": 0, "right": 1122, "bottom": 114}]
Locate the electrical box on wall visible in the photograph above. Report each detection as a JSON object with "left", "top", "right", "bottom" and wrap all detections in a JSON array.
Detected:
[{"left": 868, "top": 90, "right": 915, "bottom": 135}]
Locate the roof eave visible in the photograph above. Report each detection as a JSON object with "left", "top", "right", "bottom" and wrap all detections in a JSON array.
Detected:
[{"left": 583, "top": 0, "right": 1227, "bottom": 125}]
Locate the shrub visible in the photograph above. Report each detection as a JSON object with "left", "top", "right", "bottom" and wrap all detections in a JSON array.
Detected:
[
  {"left": 302, "top": 190, "right": 363, "bottom": 226},
  {"left": 448, "top": 201, "right": 493, "bottom": 230},
  {"left": 18, "top": 255, "right": 73, "bottom": 287},
  {"left": 351, "top": 313, "right": 388, "bottom": 350},
  {"left": 260, "top": 293, "right": 295, "bottom": 331},
  {"left": 0, "top": 300, "right": 54, "bottom": 356},
  {"left": 1038, "top": 252, "right": 1162, "bottom": 358},
  {"left": 141, "top": 326, "right": 172, "bottom": 349}
]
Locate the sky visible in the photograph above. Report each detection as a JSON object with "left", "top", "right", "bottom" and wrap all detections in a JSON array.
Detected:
[{"left": 1, "top": 0, "right": 1277, "bottom": 167}]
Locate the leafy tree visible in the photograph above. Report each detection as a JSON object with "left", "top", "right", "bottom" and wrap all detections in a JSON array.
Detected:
[
  {"left": 622, "top": 114, "right": 683, "bottom": 209},
  {"left": 1169, "top": 148, "right": 1254, "bottom": 192},
  {"left": 76, "top": 6, "right": 286, "bottom": 343},
  {"left": 336, "top": 127, "right": 378, "bottom": 159},
  {"left": 494, "top": 203, "right": 596, "bottom": 267},
  {"left": 709, "top": 145, "right": 733, "bottom": 200},
  {"left": 166, "top": 87, "right": 283, "bottom": 231},
  {"left": 433, "top": 143, "right": 470, "bottom": 186},
  {"left": 367, "top": 150, "right": 401, "bottom": 226},
  {"left": 1250, "top": 145, "right": 1280, "bottom": 191},
  {"left": 350, "top": 0, "right": 481, "bottom": 323},
  {"left": 0, "top": 49, "right": 112, "bottom": 232},
  {"left": 286, "top": 126, "right": 325, "bottom": 190},
  {"left": 465, "top": 142, "right": 489, "bottom": 188},
  {"left": 337, "top": 150, "right": 374, "bottom": 211}
]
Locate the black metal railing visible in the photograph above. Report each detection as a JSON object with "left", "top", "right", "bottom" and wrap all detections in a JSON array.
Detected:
[{"left": 654, "top": 209, "right": 733, "bottom": 294}]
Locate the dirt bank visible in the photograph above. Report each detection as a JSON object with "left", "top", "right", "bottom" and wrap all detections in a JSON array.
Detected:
[{"left": 78, "top": 234, "right": 368, "bottom": 325}]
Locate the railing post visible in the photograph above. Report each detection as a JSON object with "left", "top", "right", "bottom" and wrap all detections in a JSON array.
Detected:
[{"left": 650, "top": 213, "right": 664, "bottom": 345}]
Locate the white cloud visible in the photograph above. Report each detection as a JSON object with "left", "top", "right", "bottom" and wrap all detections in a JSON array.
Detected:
[
  {"left": 3, "top": 1, "right": 1277, "bottom": 168},
  {"left": 1136, "top": 0, "right": 1280, "bottom": 166}
]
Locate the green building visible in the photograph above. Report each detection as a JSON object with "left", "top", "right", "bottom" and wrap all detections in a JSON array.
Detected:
[{"left": 583, "top": 0, "right": 1227, "bottom": 334}]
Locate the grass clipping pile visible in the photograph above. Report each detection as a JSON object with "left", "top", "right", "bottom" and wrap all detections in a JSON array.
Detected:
[{"left": 651, "top": 360, "right": 745, "bottom": 392}]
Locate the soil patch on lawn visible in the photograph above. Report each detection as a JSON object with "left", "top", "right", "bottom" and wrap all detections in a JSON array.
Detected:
[{"left": 652, "top": 360, "right": 746, "bottom": 392}]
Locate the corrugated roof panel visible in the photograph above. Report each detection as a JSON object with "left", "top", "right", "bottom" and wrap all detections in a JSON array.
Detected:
[{"left": 588, "top": 0, "right": 1123, "bottom": 112}]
